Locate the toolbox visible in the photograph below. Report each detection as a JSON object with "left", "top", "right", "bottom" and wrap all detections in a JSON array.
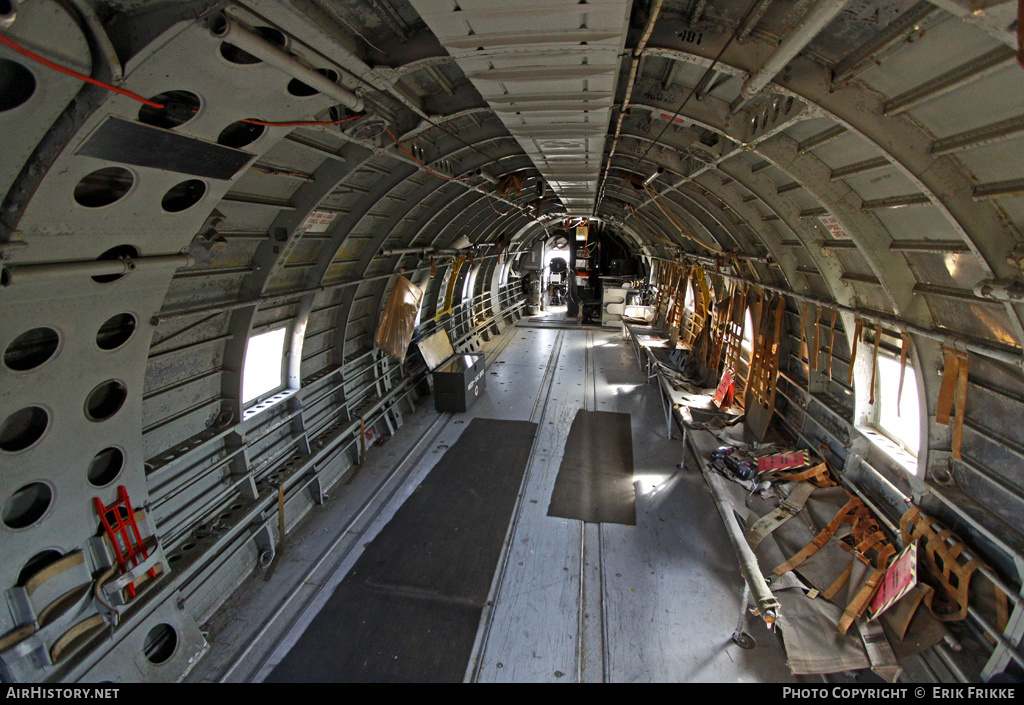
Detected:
[{"left": 417, "top": 328, "right": 486, "bottom": 413}]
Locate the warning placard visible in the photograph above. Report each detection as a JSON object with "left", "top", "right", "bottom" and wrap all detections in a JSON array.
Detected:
[
  {"left": 757, "top": 450, "right": 809, "bottom": 474},
  {"left": 818, "top": 213, "right": 850, "bottom": 239},
  {"left": 867, "top": 541, "right": 918, "bottom": 621},
  {"left": 302, "top": 210, "right": 337, "bottom": 233},
  {"left": 713, "top": 370, "right": 734, "bottom": 408}
]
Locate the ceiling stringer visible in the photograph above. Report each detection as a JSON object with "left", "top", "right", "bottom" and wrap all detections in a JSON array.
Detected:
[{"left": 408, "top": 0, "right": 635, "bottom": 215}]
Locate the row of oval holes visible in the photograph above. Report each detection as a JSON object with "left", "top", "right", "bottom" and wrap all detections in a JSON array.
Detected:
[
  {"left": 74, "top": 88, "right": 268, "bottom": 209},
  {"left": 1, "top": 299, "right": 137, "bottom": 526},
  {"left": 2, "top": 31, "right": 321, "bottom": 654},
  {"left": 2, "top": 442, "right": 124, "bottom": 531},
  {"left": 5, "top": 26, "right": 338, "bottom": 210},
  {"left": 1, "top": 23, "right": 330, "bottom": 118},
  {"left": 2, "top": 317, "right": 134, "bottom": 490},
  {"left": 5, "top": 314, "right": 136, "bottom": 372},
  {"left": 2, "top": 355, "right": 129, "bottom": 527},
  {"left": 2, "top": 393, "right": 126, "bottom": 499}
]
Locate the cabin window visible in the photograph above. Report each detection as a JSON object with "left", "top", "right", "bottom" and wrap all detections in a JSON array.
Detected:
[
  {"left": 872, "top": 351, "right": 921, "bottom": 458},
  {"left": 242, "top": 327, "right": 287, "bottom": 405},
  {"left": 683, "top": 280, "right": 694, "bottom": 312},
  {"left": 741, "top": 307, "right": 754, "bottom": 355}
]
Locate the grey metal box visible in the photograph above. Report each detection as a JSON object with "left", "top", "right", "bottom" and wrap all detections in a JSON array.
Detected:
[
  {"left": 417, "top": 329, "right": 486, "bottom": 413},
  {"left": 433, "top": 353, "right": 486, "bottom": 412}
]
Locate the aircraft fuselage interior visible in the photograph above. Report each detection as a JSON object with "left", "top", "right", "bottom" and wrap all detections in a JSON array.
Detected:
[{"left": 1, "top": 0, "right": 1024, "bottom": 685}]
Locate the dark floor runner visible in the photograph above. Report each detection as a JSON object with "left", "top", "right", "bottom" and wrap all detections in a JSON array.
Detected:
[
  {"left": 266, "top": 417, "right": 537, "bottom": 682},
  {"left": 547, "top": 409, "right": 635, "bottom": 525}
]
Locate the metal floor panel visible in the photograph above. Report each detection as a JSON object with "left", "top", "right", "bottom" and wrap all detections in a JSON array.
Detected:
[
  {"left": 189, "top": 326, "right": 794, "bottom": 682},
  {"left": 473, "top": 328, "right": 793, "bottom": 682},
  {"left": 592, "top": 336, "right": 795, "bottom": 682}
]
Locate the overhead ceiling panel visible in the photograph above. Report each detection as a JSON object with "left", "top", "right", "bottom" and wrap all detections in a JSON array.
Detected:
[{"left": 409, "top": 0, "right": 633, "bottom": 215}]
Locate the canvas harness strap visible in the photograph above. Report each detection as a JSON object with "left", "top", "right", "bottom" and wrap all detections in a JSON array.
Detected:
[
  {"left": 936, "top": 345, "right": 958, "bottom": 425},
  {"left": 745, "top": 481, "right": 817, "bottom": 550},
  {"left": 773, "top": 490, "right": 896, "bottom": 633},
  {"left": 799, "top": 302, "right": 809, "bottom": 367},
  {"left": 848, "top": 318, "right": 864, "bottom": 385},
  {"left": 827, "top": 309, "right": 837, "bottom": 381},
  {"left": 769, "top": 461, "right": 835, "bottom": 486},
  {"left": 901, "top": 506, "right": 1008, "bottom": 630},
  {"left": 773, "top": 495, "right": 864, "bottom": 576},
  {"left": 869, "top": 325, "right": 882, "bottom": 405},
  {"left": 839, "top": 565, "right": 887, "bottom": 635},
  {"left": 810, "top": 306, "right": 821, "bottom": 371},
  {"left": 935, "top": 345, "right": 969, "bottom": 460}
]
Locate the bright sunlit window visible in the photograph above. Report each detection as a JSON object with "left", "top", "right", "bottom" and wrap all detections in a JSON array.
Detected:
[
  {"left": 741, "top": 308, "right": 754, "bottom": 353},
  {"left": 242, "top": 328, "right": 287, "bottom": 404},
  {"left": 874, "top": 353, "right": 920, "bottom": 456}
]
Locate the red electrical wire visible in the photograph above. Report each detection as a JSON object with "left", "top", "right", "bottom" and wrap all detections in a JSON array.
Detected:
[
  {"left": 1, "top": 32, "right": 367, "bottom": 126},
  {"left": 385, "top": 128, "right": 468, "bottom": 183},
  {"left": 483, "top": 190, "right": 509, "bottom": 216},
  {"left": 0, "top": 33, "right": 165, "bottom": 109},
  {"left": 241, "top": 114, "right": 362, "bottom": 127},
  {"left": 5, "top": 28, "right": 525, "bottom": 217}
]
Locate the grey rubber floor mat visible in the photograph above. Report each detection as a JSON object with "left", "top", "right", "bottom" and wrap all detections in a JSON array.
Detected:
[
  {"left": 265, "top": 417, "right": 538, "bottom": 682},
  {"left": 547, "top": 409, "right": 635, "bottom": 525}
]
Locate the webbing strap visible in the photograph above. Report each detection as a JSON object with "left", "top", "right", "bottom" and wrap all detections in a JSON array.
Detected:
[
  {"left": 901, "top": 506, "right": 1007, "bottom": 628},
  {"left": 900, "top": 505, "right": 922, "bottom": 542},
  {"left": 859, "top": 616, "right": 903, "bottom": 683},
  {"left": 897, "top": 333, "right": 912, "bottom": 413},
  {"left": 36, "top": 585, "right": 90, "bottom": 628},
  {"left": 770, "top": 461, "right": 833, "bottom": 486},
  {"left": 0, "top": 624, "right": 34, "bottom": 654},
  {"left": 838, "top": 566, "right": 886, "bottom": 635},
  {"left": 936, "top": 346, "right": 959, "bottom": 425},
  {"left": 823, "top": 561, "right": 853, "bottom": 601},
  {"left": 810, "top": 306, "right": 821, "bottom": 371},
  {"left": 50, "top": 614, "right": 105, "bottom": 664},
  {"left": 744, "top": 482, "right": 816, "bottom": 550},
  {"left": 886, "top": 583, "right": 935, "bottom": 641},
  {"left": 674, "top": 266, "right": 689, "bottom": 330},
  {"left": 869, "top": 325, "right": 882, "bottom": 405},
  {"left": 774, "top": 495, "right": 862, "bottom": 576},
  {"left": 696, "top": 268, "right": 711, "bottom": 311},
  {"left": 24, "top": 551, "right": 84, "bottom": 597},
  {"left": 953, "top": 350, "right": 969, "bottom": 461},
  {"left": 827, "top": 309, "right": 837, "bottom": 381},
  {"left": 848, "top": 318, "right": 863, "bottom": 385},
  {"left": 855, "top": 530, "right": 888, "bottom": 555},
  {"left": 799, "top": 302, "right": 809, "bottom": 366}
]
